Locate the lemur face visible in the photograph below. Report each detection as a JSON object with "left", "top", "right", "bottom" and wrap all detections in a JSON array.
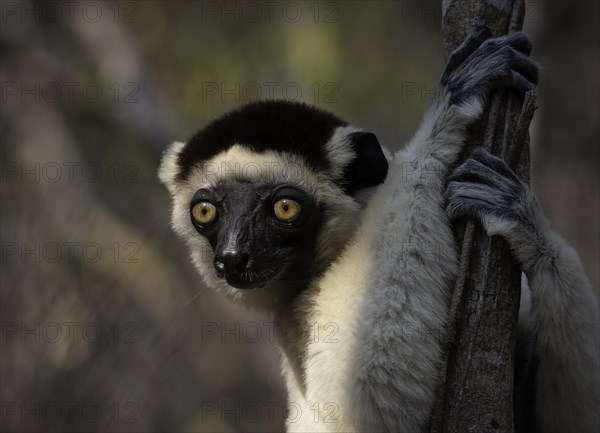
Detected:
[
  {"left": 189, "top": 180, "right": 321, "bottom": 289},
  {"left": 159, "top": 101, "right": 388, "bottom": 308}
]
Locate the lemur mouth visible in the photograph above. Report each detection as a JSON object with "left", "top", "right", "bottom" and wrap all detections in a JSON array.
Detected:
[{"left": 224, "top": 272, "right": 270, "bottom": 290}]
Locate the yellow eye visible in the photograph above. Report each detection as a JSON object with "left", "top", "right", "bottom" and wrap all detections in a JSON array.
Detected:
[
  {"left": 192, "top": 202, "right": 217, "bottom": 225},
  {"left": 273, "top": 199, "right": 301, "bottom": 222}
]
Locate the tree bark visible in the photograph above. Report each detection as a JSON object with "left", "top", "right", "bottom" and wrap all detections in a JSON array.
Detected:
[{"left": 430, "top": 1, "right": 536, "bottom": 432}]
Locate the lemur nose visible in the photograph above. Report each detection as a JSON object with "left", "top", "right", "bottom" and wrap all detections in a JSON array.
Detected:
[{"left": 214, "top": 252, "right": 249, "bottom": 277}]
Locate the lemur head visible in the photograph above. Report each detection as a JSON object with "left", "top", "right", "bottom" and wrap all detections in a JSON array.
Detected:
[{"left": 159, "top": 100, "right": 388, "bottom": 310}]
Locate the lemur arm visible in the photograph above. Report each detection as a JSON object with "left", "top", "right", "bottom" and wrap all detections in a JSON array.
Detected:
[
  {"left": 447, "top": 149, "right": 600, "bottom": 433},
  {"left": 348, "top": 28, "right": 539, "bottom": 432}
]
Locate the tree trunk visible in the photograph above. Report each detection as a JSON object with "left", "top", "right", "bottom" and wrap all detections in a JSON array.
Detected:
[{"left": 430, "top": 1, "right": 537, "bottom": 432}]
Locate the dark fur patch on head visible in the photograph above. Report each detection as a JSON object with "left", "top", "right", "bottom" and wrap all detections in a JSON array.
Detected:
[{"left": 176, "top": 100, "right": 348, "bottom": 182}]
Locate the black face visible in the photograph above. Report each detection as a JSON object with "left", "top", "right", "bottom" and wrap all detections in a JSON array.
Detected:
[{"left": 190, "top": 181, "right": 321, "bottom": 289}]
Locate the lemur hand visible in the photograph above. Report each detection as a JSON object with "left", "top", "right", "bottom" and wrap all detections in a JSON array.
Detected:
[
  {"left": 441, "top": 26, "right": 538, "bottom": 109},
  {"left": 445, "top": 148, "right": 552, "bottom": 273}
]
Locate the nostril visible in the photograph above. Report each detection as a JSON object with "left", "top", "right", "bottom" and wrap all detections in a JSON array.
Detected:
[
  {"left": 214, "top": 252, "right": 249, "bottom": 276},
  {"left": 214, "top": 259, "right": 226, "bottom": 277}
]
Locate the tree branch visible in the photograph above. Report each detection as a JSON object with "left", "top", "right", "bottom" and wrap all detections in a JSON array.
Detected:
[{"left": 430, "top": 1, "right": 537, "bottom": 432}]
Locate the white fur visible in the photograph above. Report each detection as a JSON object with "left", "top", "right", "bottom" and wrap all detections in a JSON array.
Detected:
[
  {"left": 158, "top": 140, "right": 185, "bottom": 194},
  {"left": 323, "top": 125, "right": 362, "bottom": 180},
  {"left": 159, "top": 133, "right": 362, "bottom": 311}
]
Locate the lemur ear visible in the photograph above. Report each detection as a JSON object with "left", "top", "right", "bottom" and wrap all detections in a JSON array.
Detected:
[
  {"left": 158, "top": 141, "right": 186, "bottom": 195},
  {"left": 344, "top": 132, "right": 389, "bottom": 193}
]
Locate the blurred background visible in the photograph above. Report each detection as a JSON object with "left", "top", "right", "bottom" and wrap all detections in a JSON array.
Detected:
[{"left": 1, "top": 0, "right": 598, "bottom": 432}]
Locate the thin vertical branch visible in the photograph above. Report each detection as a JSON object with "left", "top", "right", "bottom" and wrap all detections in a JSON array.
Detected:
[{"left": 431, "top": 1, "right": 537, "bottom": 432}]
